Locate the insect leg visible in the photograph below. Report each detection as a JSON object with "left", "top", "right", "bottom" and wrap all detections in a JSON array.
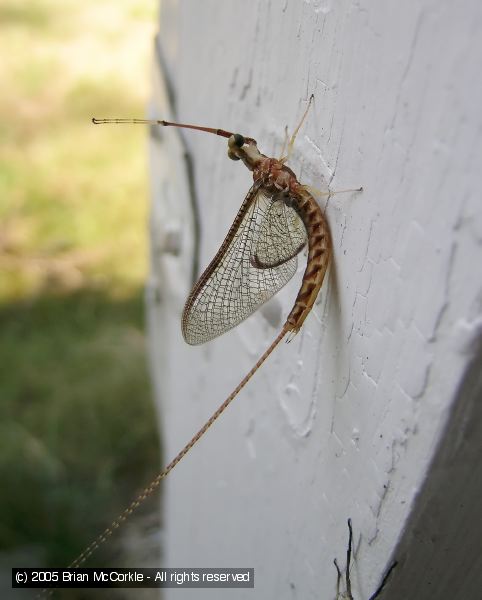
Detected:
[
  {"left": 345, "top": 518, "right": 354, "bottom": 600},
  {"left": 301, "top": 185, "right": 363, "bottom": 198},
  {"left": 279, "top": 125, "right": 290, "bottom": 160},
  {"left": 334, "top": 558, "right": 343, "bottom": 598},
  {"left": 279, "top": 94, "right": 314, "bottom": 163}
]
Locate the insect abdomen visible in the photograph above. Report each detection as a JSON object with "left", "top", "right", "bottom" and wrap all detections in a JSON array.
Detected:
[{"left": 284, "top": 189, "right": 331, "bottom": 333}]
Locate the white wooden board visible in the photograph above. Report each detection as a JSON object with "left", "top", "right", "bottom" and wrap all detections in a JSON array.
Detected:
[{"left": 147, "top": 1, "right": 482, "bottom": 598}]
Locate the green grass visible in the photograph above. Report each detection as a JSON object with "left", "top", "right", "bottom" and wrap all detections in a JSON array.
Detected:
[{"left": 0, "top": 0, "right": 159, "bottom": 571}]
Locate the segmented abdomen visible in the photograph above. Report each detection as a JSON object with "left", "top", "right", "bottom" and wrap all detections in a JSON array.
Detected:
[{"left": 284, "top": 188, "right": 331, "bottom": 333}]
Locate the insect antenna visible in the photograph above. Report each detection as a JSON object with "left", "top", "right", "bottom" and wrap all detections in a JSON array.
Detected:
[{"left": 92, "top": 117, "right": 255, "bottom": 144}]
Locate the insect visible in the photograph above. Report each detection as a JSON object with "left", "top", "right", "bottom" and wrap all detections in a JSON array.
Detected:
[
  {"left": 334, "top": 519, "right": 398, "bottom": 600},
  {"left": 65, "top": 97, "right": 361, "bottom": 575}
]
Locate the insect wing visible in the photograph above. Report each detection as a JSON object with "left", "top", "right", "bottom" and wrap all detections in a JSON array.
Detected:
[
  {"left": 252, "top": 194, "right": 307, "bottom": 269},
  {"left": 182, "top": 184, "right": 305, "bottom": 345}
]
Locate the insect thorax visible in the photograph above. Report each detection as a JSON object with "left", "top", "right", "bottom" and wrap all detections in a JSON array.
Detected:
[{"left": 251, "top": 156, "right": 299, "bottom": 194}]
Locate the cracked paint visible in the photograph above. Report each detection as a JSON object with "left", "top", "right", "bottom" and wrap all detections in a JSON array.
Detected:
[{"left": 152, "top": 2, "right": 482, "bottom": 599}]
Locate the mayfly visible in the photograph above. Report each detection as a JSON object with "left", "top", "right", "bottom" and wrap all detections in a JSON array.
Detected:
[{"left": 62, "top": 96, "right": 361, "bottom": 576}]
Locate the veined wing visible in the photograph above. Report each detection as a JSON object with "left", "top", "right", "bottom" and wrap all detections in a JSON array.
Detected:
[
  {"left": 252, "top": 191, "right": 307, "bottom": 269},
  {"left": 182, "top": 183, "right": 308, "bottom": 345}
]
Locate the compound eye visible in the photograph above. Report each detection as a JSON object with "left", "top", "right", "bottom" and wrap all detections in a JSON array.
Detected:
[
  {"left": 228, "top": 149, "right": 240, "bottom": 161},
  {"left": 228, "top": 133, "right": 245, "bottom": 149},
  {"left": 233, "top": 133, "right": 245, "bottom": 147}
]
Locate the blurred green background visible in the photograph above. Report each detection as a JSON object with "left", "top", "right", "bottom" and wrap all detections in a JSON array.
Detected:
[{"left": 0, "top": 0, "right": 160, "bottom": 585}]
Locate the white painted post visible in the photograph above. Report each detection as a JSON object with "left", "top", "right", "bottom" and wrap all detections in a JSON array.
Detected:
[{"left": 147, "top": 1, "right": 482, "bottom": 598}]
